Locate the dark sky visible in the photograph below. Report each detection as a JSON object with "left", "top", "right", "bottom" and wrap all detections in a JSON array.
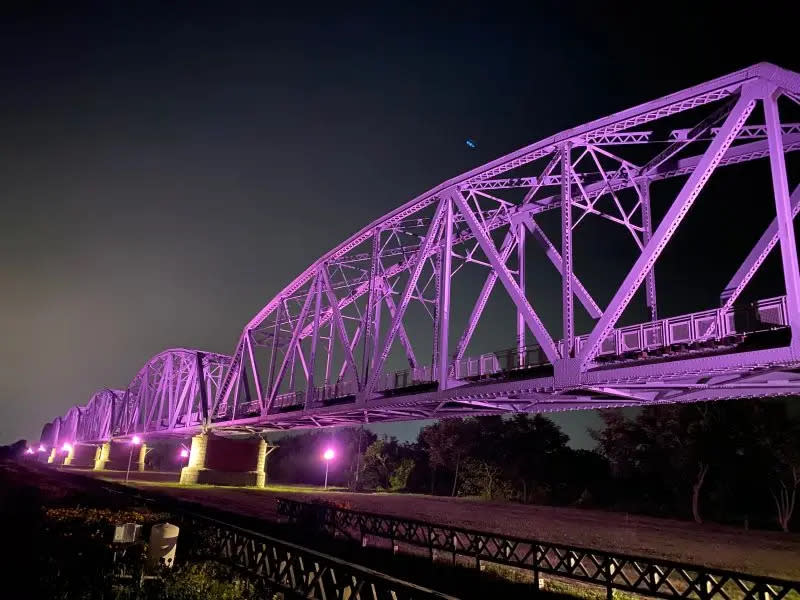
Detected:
[{"left": 2, "top": 1, "right": 798, "bottom": 446}]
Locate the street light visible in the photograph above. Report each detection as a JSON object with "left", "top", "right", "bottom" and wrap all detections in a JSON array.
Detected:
[
  {"left": 38, "top": 445, "right": 46, "bottom": 453},
  {"left": 323, "top": 448, "right": 335, "bottom": 490},
  {"left": 61, "top": 442, "right": 73, "bottom": 453},
  {"left": 180, "top": 448, "right": 189, "bottom": 459},
  {"left": 125, "top": 436, "right": 142, "bottom": 483},
  {"left": 25, "top": 447, "right": 34, "bottom": 455}
]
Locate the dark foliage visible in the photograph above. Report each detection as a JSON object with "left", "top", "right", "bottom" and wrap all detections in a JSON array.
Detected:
[
  {"left": 0, "top": 438, "right": 27, "bottom": 460},
  {"left": 267, "top": 399, "right": 799, "bottom": 531}
]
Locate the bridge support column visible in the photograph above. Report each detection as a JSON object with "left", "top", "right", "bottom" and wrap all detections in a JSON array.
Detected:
[
  {"left": 93, "top": 442, "right": 111, "bottom": 471},
  {"left": 64, "top": 443, "right": 97, "bottom": 468},
  {"left": 180, "top": 433, "right": 268, "bottom": 488},
  {"left": 61, "top": 445, "right": 76, "bottom": 466},
  {"left": 137, "top": 444, "right": 148, "bottom": 472}
]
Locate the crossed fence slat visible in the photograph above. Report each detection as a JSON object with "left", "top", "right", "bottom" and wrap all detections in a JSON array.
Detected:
[
  {"left": 177, "top": 510, "right": 457, "bottom": 600},
  {"left": 277, "top": 498, "right": 800, "bottom": 600}
]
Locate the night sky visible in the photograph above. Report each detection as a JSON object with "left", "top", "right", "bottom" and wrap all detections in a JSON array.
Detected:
[{"left": 2, "top": 2, "right": 798, "bottom": 446}]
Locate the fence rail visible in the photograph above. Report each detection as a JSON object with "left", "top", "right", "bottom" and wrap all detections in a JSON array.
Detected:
[
  {"left": 174, "top": 509, "right": 457, "bottom": 600},
  {"left": 277, "top": 498, "right": 800, "bottom": 600}
]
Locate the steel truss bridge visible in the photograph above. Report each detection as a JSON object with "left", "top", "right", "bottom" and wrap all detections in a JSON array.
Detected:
[{"left": 41, "top": 62, "right": 800, "bottom": 448}]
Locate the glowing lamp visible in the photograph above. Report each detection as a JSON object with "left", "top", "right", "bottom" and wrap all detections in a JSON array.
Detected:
[
  {"left": 61, "top": 442, "right": 73, "bottom": 453},
  {"left": 38, "top": 445, "right": 46, "bottom": 452},
  {"left": 323, "top": 448, "right": 335, "bottom": 461},
  {"left": 25, "top": 447, "right": 34, "bottom": 455},
  {"left": 131, "top": 435, "right": 142, "bottom": 445},
  {"left": 180, "top": 449, "right": 189, "bottom": 458}
]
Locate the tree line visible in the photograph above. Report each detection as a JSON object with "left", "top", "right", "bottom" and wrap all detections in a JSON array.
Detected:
[{"left": 267, "top": 399, "right": 799, "bottom": 532}]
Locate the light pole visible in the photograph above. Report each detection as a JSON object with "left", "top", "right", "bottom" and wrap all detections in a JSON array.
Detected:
[
  {"left": 125, "top": 435, "right": 142, "bottom": 483},
  {"left": 323, "top": 448, "right": 335, "bottom": 489}
]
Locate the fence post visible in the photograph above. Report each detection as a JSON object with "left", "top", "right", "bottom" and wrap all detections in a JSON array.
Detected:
[{"left": 606, "top": 557, "right": 614, "bottom": 600}]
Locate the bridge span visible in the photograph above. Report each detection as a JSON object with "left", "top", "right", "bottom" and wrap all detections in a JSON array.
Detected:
[{"left": 39, "top": 62, "right": 800, "bottom": 453}]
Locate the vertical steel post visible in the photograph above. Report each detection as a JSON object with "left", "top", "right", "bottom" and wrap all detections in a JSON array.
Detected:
[
  {"left": 196, "top": 352, "right": 209, "bottom": 425},
  {"left": 287, "top": 347, "right": 297, "bottom": 392},
  {"left": 517, "top": 220, "right": 526, "bottom": 365},
  {"left": 266, "top": 301, "right": 282, "bottom": 405},
  {"left": 371, "top": 281, "right": 383, "bottom": 372},
  {"left": 639, "top": 178, "right": 658, "bottom": 321},
  {"left": 438, "top": 197, "right": 453, "bottom": 389},
  {"left": 561, "top": 143, "right": 575, "bottom": 358},
  {"left": 306, "top": 273, "right": 324, "bottom": 408},
  {"left": 245, "top": 331, "right": 264, "bottom": 406},
  {"left": 764, "top": 91, "right": 800, "bottom": 338},
  {"left": 324, "top": 321, "right": 333, "bottom": 386},
  {"left": 362, "top": 228, "right": 380, "bottom": 386},
  {"left": 431, "top": 252, "right": 440, "bottom": 376}
]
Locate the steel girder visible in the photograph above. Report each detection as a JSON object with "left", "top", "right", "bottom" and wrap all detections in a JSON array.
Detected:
[
  {"left": 41, "top": 63, "right": 800, "bottom": 441},
  {"left": 206, "top": 62, "right": 800, "bottom": 430},
  {"left": 41, "top": 349, "right": 231, "bottom": 445}
]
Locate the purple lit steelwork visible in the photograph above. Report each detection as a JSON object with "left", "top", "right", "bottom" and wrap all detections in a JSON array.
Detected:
[{"left": 40, "top": 63, "right": 800, "bottom": 445}]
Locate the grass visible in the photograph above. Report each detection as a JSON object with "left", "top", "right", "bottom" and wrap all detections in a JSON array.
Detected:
[{"left": 109, "top": 475, "right": 800, "bottom": 580}]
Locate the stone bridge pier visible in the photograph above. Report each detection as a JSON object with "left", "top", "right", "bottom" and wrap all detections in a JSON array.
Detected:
[{"left": 180, "top": 433, "right": 270, "bottom": 487}]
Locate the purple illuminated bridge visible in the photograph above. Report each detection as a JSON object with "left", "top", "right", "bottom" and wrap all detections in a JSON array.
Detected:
[{"left": 40, "top": 63, "right": 800, "bottom": 450}]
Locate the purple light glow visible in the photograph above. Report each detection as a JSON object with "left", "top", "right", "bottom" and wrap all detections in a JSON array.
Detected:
[
  {"left": 25, "top": 447, "right": 34, "bottom": 455},
  {"left": 323, "top": 448, "right": 335, "bottom": 461},
  {"left": 38, "top": 445, "right": 46, "bottom": 452},
  {"left": 131, "top": 435, "right": 142, "bottom": 445},
  {"left": 61, "top": 442, "right": 73, "bottom": 453},
  {"left": 180, "top": 448, "right": 189, "bottom": 458}
]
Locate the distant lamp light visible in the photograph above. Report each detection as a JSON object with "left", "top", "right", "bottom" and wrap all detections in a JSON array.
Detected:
[
  {"left": 466, "top": 138, "right": 477, "bottom": 149},
  {"left": 61, "top": 442, "right": 73, "bottom": 453},
  {"left": 322, "top": 448, "right": 335, "bottom": 489},
  {"left": 131, "top": 435, "right": 142, "bottom": 445},
  {"left": 38, "top": 445, "right": 46, "bottom": 452},
  {"left": 25, "top": 447, "right": 34, "bottom": 455},
  {"left": 180, "top": 449, "right": 189, "bottom": 459}
]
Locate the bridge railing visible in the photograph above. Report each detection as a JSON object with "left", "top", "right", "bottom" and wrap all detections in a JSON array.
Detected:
[
  {"left": 374, "top": 365, "right": 436, "bottom": 393},
  {"left": 261, "top": 296, "right": 789, "bottom": 411},
  {"left": 310, "top": 379, "right": 360, "bottom": 403},
  {"left": 277, "top": 498, "right": 800, "bottom": 600},
  {"left": 449, "top": 295, "right": 789, "bottom": 383}
]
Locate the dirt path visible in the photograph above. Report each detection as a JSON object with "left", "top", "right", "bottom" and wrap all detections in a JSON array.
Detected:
[{"left": 107, "top": 474, "right": 800, "bottom": 580}]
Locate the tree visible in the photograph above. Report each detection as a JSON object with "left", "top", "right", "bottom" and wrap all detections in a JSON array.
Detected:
[
  {"left": 767, "top": 418, "right": 800, "bottom": 531},
  {"left": 389, "top": 458, "right": 415, "bottom": 491},
  {"left": 501, "top": 414, "right": 570, "bottom": 503},
  {"left": 0, "top": 439, "right": 28, "bottom": 461},
  {"left": 362, "top": 439, "right": 393, "bottom": 489},
  {"left": 592, "top": 405, "right": 725, "bottom": 522},
  {"left": 459, "top": 458, "right": 506, "bottom": 499},
  {"left": 419, "top": 419, "right": 478, "bottom": 496}
]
